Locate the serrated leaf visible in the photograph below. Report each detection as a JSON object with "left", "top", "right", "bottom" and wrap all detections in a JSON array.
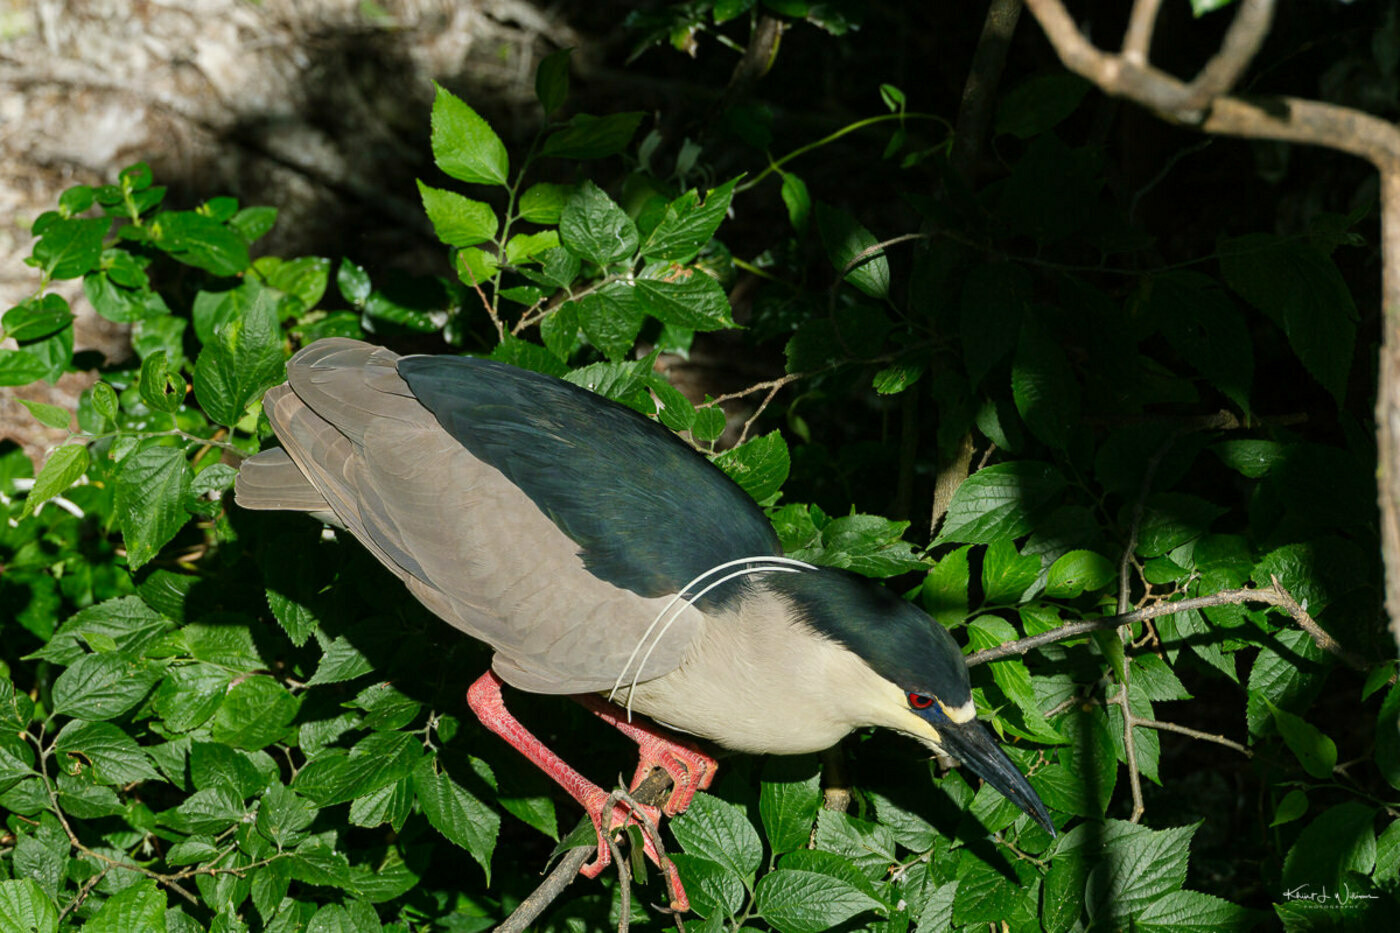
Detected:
[
  {"left": 755, "top": 868, "right": 882, "bottom": 933},
  {"left": 1281, "top": 802, "right": 1377, "bottom": 892},
  {"left": 0, "top": 879, "right": 58, "bottom": 933},
  {"left": 672, "top": 793, "right": 763, "bottom": 882},
  {"left": 640, "top": 177, "right": 739, "bottom": 262},
  {"left": 211, "top": 676, "right": 299, "bottom": 750},
  {"left": 559, "top": 181, "right": 639, "bottom": 265},
  {"left": 430, "top": 83, "right": 509, "bottom": 186},
  {"left": 257, "top": 784, "right": 318, "bottom": 850},
  {"left": 413, "top": 757, "right": 499, "bottom": 881},
  {"left": 634, "top": 270, "right": 735, "bottom": 330},
  {"left": 670, "top": 853, "right": 746, "bottom": 918},
  {"left": 150, "top": 211, "right": 249, "bottom": 276},
  {"left": 417, "top": 181, "right": 498, "bottom": 247},
  {"left": 1085, "top": 822, "right": 1197, "bottom": 921},
  {"left": 193, "top": 282, "right": 286, "bottom": 427},
  {"left": 573, "top": 282, "right": 644, "bottom": 361},
  {"left": 114, "top": 445, "right": 193, "bottom": 570},
  {"left": 53, "top": 720, "right": 161, "bottom": 785},
  {"left": 51, "top": 652, "right": 159, "bottom": 721},
  {"left": 1044, "top": 549, "right": 1114, "bottom": 598},
  {"left": 759, "top": 756, "right": 821, "bottom": 855},
  {"left": 22, "top": 444, "right": 87, "bottom": 519},
  {"left": 712, "top": 431, "right": 789, "bottom": 506},
  {"left": 935, "top": 461, "right": 1067, "bottom": 545},
  {"left": 85, "top": 880, "right": 167, "bottom": 933},
  {"left": 981, "top": 538, "right": 1040, "bottom": 605},
  {"left": 3, "top": 294, "right": 73, "bottom": 343}
]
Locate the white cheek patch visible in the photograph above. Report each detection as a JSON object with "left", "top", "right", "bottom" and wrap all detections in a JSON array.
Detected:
[{"left": 938, "top": 698, "right": 977, "bottom": 723}]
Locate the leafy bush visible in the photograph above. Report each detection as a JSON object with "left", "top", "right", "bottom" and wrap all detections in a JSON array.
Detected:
[{"left": 3, "top": 8, "right": 1398, "bottom": 932}]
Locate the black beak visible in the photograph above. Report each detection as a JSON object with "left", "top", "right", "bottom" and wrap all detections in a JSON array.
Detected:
[{"left": 926, "top": 715, "right": 1056, "bottom": 837}]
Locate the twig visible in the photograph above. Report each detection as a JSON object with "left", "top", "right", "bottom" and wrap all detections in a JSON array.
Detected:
[
  {"left": 964, "top": 582, "right": 1369, "bottom": 670},
  {"left": 1121, "top": 0, "right": 1163, "bottom": 65},
  {"left": 498, "top": 769, "right": 675, "bottom": 933},
  {"left": 1135, "top": 718, "right": 1251, "bottom": 756}
]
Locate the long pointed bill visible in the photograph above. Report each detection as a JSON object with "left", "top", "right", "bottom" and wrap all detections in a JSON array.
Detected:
[{"left": 929, "top": 716, "right": 1056, "bottom": 837}]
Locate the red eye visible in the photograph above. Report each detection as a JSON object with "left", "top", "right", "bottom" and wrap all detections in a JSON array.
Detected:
[{"left": 907, "top": 693, "right": 934, "bottom": 710}]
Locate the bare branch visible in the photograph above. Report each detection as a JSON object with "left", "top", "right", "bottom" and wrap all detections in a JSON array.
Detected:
[
  {"left": 1136, "top": 717, "right": 1252, "bottom": 757},
  {"left": 950, "top": 0, "right": 1024, "bottom": 176},
  {"left": 965, "top": 582, "right": 1369, "bottom": 670},
  {"left": 1183, "top": 0, "right": 1274, "bottom": 109},
  {"left": 1121, "top": 0, "right": 1163, "bottom": 65}
]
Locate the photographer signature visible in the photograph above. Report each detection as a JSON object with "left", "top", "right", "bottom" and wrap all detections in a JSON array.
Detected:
[{"left": 1282, "top": 883, "right": 1379, "bottom": 908}]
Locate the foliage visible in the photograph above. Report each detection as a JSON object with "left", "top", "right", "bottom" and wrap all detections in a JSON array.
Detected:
[{"left": 2, "top": 5, "right": 1399, "bottom": 932}]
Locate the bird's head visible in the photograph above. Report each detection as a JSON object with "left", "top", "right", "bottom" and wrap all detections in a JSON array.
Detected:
[{"left": 765, "top": 567, "right": 1055, "bottom": 837}]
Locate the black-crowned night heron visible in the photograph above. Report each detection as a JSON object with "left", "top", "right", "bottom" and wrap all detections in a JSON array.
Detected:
[{"left": 234, "top": 338, "right": 1053, "bottom": 908}]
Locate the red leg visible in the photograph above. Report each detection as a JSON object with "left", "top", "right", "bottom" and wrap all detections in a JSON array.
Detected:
[
  {"left": 466, "top": 670, "right": 692, "bottom": 911},
  {"left": 573, "top": 694, "right": 718, "bottom": 816}
]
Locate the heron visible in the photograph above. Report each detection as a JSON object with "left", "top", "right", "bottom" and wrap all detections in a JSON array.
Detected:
[{"left": 234, "top": 337, "right": 1054, "bottom": 909}]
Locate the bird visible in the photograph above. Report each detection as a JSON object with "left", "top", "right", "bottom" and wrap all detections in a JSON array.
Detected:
[{"left": 234, "top": 337, "right": 1054, "bottom": 909}]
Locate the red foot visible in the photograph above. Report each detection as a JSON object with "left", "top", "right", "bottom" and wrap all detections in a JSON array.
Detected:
[
  {"left": 466, "top": 670, "right": 714, "bottom": 912},
  {"left": 574, "top": 693, "right": 718, "bottom": 816}
]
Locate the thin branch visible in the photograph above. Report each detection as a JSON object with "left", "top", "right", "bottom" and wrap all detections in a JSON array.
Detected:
[
  {"left": 1135, "top": 717, "right": 1252, "bottom": 756},
  {"left": 965, "top": 582, "right": 1369, "bottom": 670},
  {"left": 1121, "top": 0, "right": 1164, "bottom": 65},
  {"left": 499, "top": 769, "right": 674, "bottom": 933}
]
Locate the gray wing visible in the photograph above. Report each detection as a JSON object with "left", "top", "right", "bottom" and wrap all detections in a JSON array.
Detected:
[{"left": 234, "top": 338, "right": 704, "bottom": 694}]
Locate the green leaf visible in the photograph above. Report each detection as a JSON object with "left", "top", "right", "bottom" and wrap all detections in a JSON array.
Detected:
[
  {"left": 981, "top": 538, "right": 1041, "bottom": 605},
  {"left": 672, "top": 793, "right": 764, "bottom": 883},
  {"left": 641, "top": 177, "right": 739, "bottom": 262},
  {"left": 1266, "top": 698, "right": 1337, "bottom": 779},
  {"left": 1137, "top": 493, "right": 1226, "bottom": 557},
  {"left": 780, "top": 172, "right": 811, "bottom": 232},
  {"left": 935, "top": 461, "right": 1067, "bottom": 545},
  {"left": 414, "top": 757, "right": 500, "bottom": 881},
  {"left": 85, "top": 880, "right": 167, "bottom": 933},
  {"left": 417, "top": 181, "right": 498, "bottom": 247},
  {"left": 337, "top": 258, "right": 372, "bottom": 306},
  {"left": 541, "top": 112, "right": 645, "bottom": 160},
  {"left": 3, "top": 294, "right": 73, "bottom": 342},
  {"left": 504, "top": 230, "right": 561, "bottom": 264},
  {"left": 1013, "top": 314, "right": 1080, "bottom": 448},
  {"left": 114, "top": 445, "right": 193, "bottom": 571},
  {"left": 53, "top": 720, "right": 161, "bottom": 785},
  {"left": 263, "top": 255, "right": 330, "bottom": 309},
  {"left": 430, "top": 83, "right": 509, "bottom": 186},
  {"left": 1133, "top": 889, "right": 1257, "bottom": 932},
  {"left": 518, "top": 182, "right": 572, "bottom": 224},
  {"left": 634, "top": 270, "right": 736, "bottom": 330},
  {"left": 1084, "top": 821, "right": 1196, "bottom": 921},
  {"left": 1282, "top": 802, "right": 1378, "bottom": 892},
  {"left": 922, "top": 545, "right": 970, "bottom": 626},
  {"left": 229, "top": 205, "right": 278, "bottom": 243},
  {"left": 1271, "top": 789, "right": 1309, "bottom": 827},
  {"left": 193, "top": 282, "right": 286, "bottom": 426},
  {"left": 961, "top": 261, "right": 1030, "bottom": 387},
  {"left": 139, "top": 349, "right": 185, "bottom": 414},
  {"left": 211, "top": 676, "right": 300, "bottom": 750},
  {"left": 33, "top": 216, "right": 108, "bottom": 280},
  {"left": 759, "top": 756, "right": 821, "bottom": 855},
  {"left": 51, "top": 652, "right": 159, "bottom": 720},
  {"left": 570, "top": 282, "right": 643, "bottom": 361},
  {"left": 535, "top": 47, "right": 572, "bottom": 113},
  {"left": 815, "top": 202, "right": 888, "bottom": 299},
  {"left": 0, "top": 879, "right": 58, "bottom": 933},
  {"left": 257, "top": 784, "right": 319, "bottom": 850},
  {"left": 755, "top": 868, "right": 882, "bottom": 933},
  {"left": 307, "top": 636, "right": 373, "bottom": 686},
  {"left": 712, "top": 431, "right": 790, "bottom": 506},
  {"left": 559, "top": 181, "right": 639, "bottom": 265},
  {"left": 163, "top": 785, "right": 246, "bottom": 834},
  {"left": 670, "top": 853, "right": 746, "bottom": 918},
  {"left": 21, "top": 444, "right": 88, "bottom": 519},
  {"left": 150, "top": 211, "right": 250, "bottom": 276},
  {"left": 1044, "top": 549, "right": 1115, "bottom": 598},
  {"left": 995, "top": 74, "right": 1091, "bottom": 139},
  {"left": 0, "top": 681, "right": 35, "bottom": 732},
  {"left": 1220, "top": 233, "right": 1356, "bottom": 404},
  {"left": 0, "top": 348, "right": 51, "bottom": 386},
  {"left": 813, "top": 809, "right": 897, "bottom": 877}
]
